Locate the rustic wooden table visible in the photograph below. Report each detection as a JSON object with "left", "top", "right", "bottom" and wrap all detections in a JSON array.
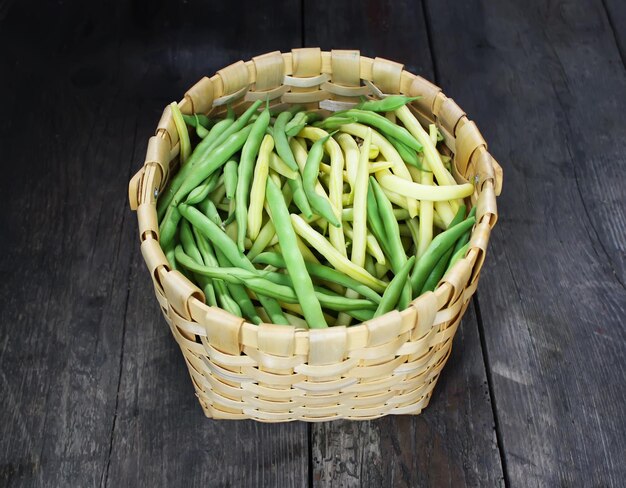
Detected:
[{"left": 1, "top": 0, "right": 624, "bottom": 486}]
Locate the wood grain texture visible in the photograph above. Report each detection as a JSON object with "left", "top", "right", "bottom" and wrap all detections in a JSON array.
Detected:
[
  {"left": 304, "top": 0, "right": 433, "bottom": 76},
  {"left": 312, "top": 304, "right": 505, "bottom": 487},
  {"left": 0, "top": 2, "right": 138, "bottom": 486},
  {"left": 103, "top": 1, "right": 309, "bottom": 487},
  {"left": 603, "top": 0, "right": 626, "bottom": 66},
  {"left": 304, "top": 1, "right": 505, "bottom": 486},
  {"left": 425, "top": 0, "right": 626, "bottom": 485},
  {"left": 0, "top": 1, "right": 308, "bottom": 487}
]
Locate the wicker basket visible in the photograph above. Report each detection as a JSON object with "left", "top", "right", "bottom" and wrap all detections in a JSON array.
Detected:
[{"left": 128, "top": 48, "right": 502, "bottom": 422}]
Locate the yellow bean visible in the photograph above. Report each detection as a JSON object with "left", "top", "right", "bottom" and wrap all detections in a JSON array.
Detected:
[
  {"left": 290, "top": 214, "right": 386, "bottom": 292},
  {"left": 247, "top": 134, "right": 274, "bottom": 240}
]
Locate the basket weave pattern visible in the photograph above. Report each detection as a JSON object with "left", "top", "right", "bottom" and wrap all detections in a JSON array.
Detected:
[{"left": 129, "top": 49, "right": 502, "bottom": 422}]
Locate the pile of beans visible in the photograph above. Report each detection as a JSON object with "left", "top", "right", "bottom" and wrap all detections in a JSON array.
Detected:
[{"left": 156, "top": 96, "right": 476, "bottom": 328}]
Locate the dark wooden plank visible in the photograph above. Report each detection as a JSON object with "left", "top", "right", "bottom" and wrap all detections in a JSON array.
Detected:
[
  {"left": 304, "top": 2, "right": 505, "bottom": 486},
  {"left": 603, "top": 0, "right": 626, "bottom": 66},
  {"left": 0, "top": 2, "right": 139, "bottom": 486},
  {"left": 0, "top": 1, "right": 309, "bottom": 487},
  {"left": 103, "top": 1, "right": 310, "bottom": 487},
  {"left": 304, "top": 0, "right": 433, "bottom": 76},
  {"left": 312, "top": 304, "right": 504, "bottom": 487},
  {"left": 425, "top": 0, "right": 626, "bottom": 484}
]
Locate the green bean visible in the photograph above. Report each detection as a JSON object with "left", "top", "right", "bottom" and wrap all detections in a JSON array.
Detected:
[
  {"left": 374, "top": 256, "right": 416, "bottom": 317},
  {"left": 172, "top": 124, "right": 253, "bottom": 206},
  {"left": 223, "top": 159, "right": 238, "bottom": 200},
  {"left": 235, "top": 104, "right": 271, "bottom": 251},
  {"left": 315, "top": 116, "right": 358, "bottom": 130},
  {"left": 159, "top": 205, "right": 181, "bottom": 250},
  {"left": 410, "top": 216, "right": 476, "bottom": 294},
  {"left": 223, "top": 198, "right": 237, "bottom": 226},
  {"left": 170, "top": 102, "right": 191, "bottom": 164},
  {"left": 181, "top": 203, "right": 249, "bottom": 271},
  {"left": 156, "top": 106, "right": 235, "bottom": 220},
  {"left": 370, "top": 178, "right": 406, "bottom": 273},
  {"left": 195, "top": 198, "right": 265, "bottom": 324},
  {"left": 420, "top": 205, "right": 466, "bottom": 294},
  {"left": 164, "top": 244, "right": 177, "bottom": 271},
  {"left": 348, "top": 308, "right": 375, "bottom": 322},
  {"left": 366, "top": 179, "right": 386, "bottom": 245},
  {"left": 370, "top": 176, "right": 411, "bottom": 307},
  {"left": 176, "top": 248, "right": 375, "bottom": 313},
  {"left": 194, "top": 119, "right": 210, "bottom": 138},
  {"left": 192, "top": 225, "right": 246, "bottom": 314},
  {"left": 252, "top": 252, "right": 382, "bottom": 304},
  {"left": 253, "top": 269, "right": 377, "bottom": 313},
  {"left": 355, "top": 95, "right": 419, "bottom": 112},
  {"left": 447, "top": 242, "right": 470, "bottom": 272},
  {"left": 451, "top": 206, "right": 476, "bottom": 255},
  {"left": 182, "top": 113, "right": 213, "bottom": 130},
  {"left": 341, "top": 109, "right": 423, "bottom": 152},
  {"left": 386, "top": 135, "right": 431, "bottom": 172},
  {"left": 273, "top": 112, "right": 299, "bottom": 171},
  {"left": 181, "top": 202, "right": 288, "bottom": 325},
  {"left": 284, "top": 111, "right": 306, "bottom": 137},
  {"left": 303, "top": 134, "right": 341, "bottom": 227},
  {"left": 184, "top": 171, "right": 221, "bottom": 205},
  {"left": 215, "top": 248, "right": 262, "bottom": 324},
  {"left": 266, "top": 178, "right": 327, "bottom": 328},
  {"left": 179, "top": 219, "right": 221, "bottom": 311},
  {"left": 287, "top": 175, "right": 313, "bottom": 219}
]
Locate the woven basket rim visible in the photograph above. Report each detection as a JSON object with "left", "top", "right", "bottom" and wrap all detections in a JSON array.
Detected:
[{"left": 129, "top": 48, "right": 501, "bottom": 351}]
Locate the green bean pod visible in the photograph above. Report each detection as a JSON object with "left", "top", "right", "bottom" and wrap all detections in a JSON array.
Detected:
[
  {"left": 355, "top": 95, "right": 420, "bottom": 112},
  {"left": 235, "top": 105, "right": 271, "bottom": 251},
  {"left": 179, "top": 219, "right": 223, "bottom": 311},
  {"left": 191, "top": 225, "right": 246, "bottom": 315},
  {"left": 386, "top": 135, "right": 431, "bottom": 172},
  {"left": 303, "top": 134, "right": 341, "bottom": 227},
  {"left": 252, "top": 252, "right": 382, "bottom": 304},
  {"left": 182, "top": 113, "right": 213, "bottom": 130},
  {"left": 420, "top": 205, "right": 466, "bottom": 294},
  {"left": 184, "top": 171, "right": 221, "bottom": 205},
  {"left": 156, "top": 107, "right": 235, "bottom": 220},
  {"left": 370, "top": 177, "right": 407, "bottom": 273},
  {"left": 181, "top": 202, "right": 288, "bottom": 325},
  {"left": 410, "top": 216, "right": 476, "bottom": 294},
  {"left": 446, "top": 242, "right": 470, "bottom": 272},
  {"left": 223, "top": 159, "right": 238, "bottom": 200},
  {"left": 366, "top": 179, "right": 389, "bottom": 256},
  {"left": 450, "top": 206, "right": 476, "bottom": 256},
  {"left": 266, "top": 178, "right": 327, "bottom": 328},
  {"left": 374, "top": 256, "right": 416, "bottom": 317},
  {"left": 175, "top": 249, "right": 375, "bottom": 314},
  {"left": 341, "top": 109, "right": 423, "bottom": 152},
  {"left": 273, "top": 112, "right": 299, "bottom": 171},
  {"left": 287, "top": 175, "right": 313, "bottom": 219},
  {"left": 284, "top": 111, "right": 307, "bottom": 137},
  {"left": 159, "top": 205, "right": 181, "bottom": 250},
  {"left": 172, "top": 124, "right": 253, "bottom": 206}
]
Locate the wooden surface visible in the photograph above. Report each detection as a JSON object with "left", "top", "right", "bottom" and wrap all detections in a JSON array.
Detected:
[{"left": 0, "top": 0, "right": 624, "bottom": 486}]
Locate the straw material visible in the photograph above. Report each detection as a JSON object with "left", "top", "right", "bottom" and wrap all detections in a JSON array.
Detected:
[{"left": 129, "top": 49, "right": 502, "bottom": 422}]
